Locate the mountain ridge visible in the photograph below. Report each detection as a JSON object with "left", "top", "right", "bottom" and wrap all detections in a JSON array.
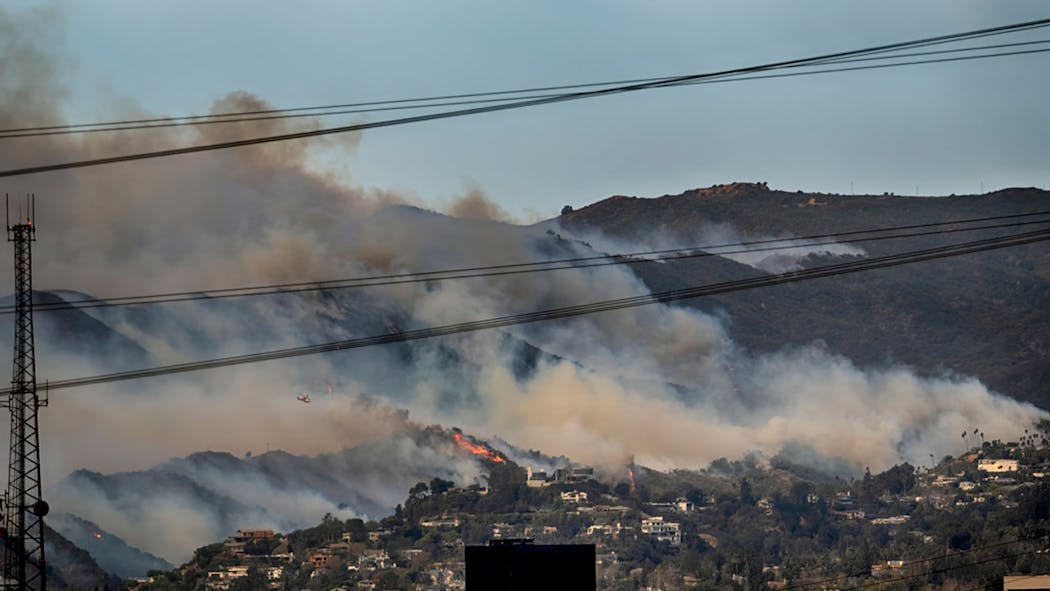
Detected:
[{"left": 556, "top": 183, "right": 1050, "bottom": 408}]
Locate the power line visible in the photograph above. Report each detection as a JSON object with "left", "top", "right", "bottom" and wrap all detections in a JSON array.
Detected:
[
  {"left": 0, "top": 80, "right": 680, "bottom": 137},
  {"left": 0, "top": 17, "right": 1047, "bottom": 177},
  {"left": 5, "top": 226, "right": 1048, "bottom": 395},
  {"left": 784, "top": 535, "right": 1048, "bottom": 591},
  {"left": 2, "top": 39, "right": 1047, "bottom": 140},
  {"left": 800, "top": 37, "right": 1050, "bottom": 65},
  {"left": 12, "top": 211, "right": 1050, "bottom": 315},
  {"left": 3, "top": 36, "right": 1046, "bottom": 137},
  {"left": 674, "top": 47, "right": 1050, "bottom": 89},
  {"left": 831, "top": 545, "right": 1045, "bottom": 591}
]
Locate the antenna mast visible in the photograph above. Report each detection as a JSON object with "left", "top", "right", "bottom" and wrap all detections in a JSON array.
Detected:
[{"left": 2, "top": 194, "right": 47, "bottom": 591}]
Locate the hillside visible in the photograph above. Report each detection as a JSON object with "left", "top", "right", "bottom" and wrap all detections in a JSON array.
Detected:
[
  {"left": 48, "top": 512, "right": 173, "bottom": 580},
  {"left": 0, "top": 290, "right": 154, "bottom": 375},
  {"left": 0, "top": 524, "right": 122, "bottom": 590},
  {"left": 49, "top": 426, "right": 523, "bottom": 568},
  {"left": 12, "top": 187, "right": 1049, "bottom": 579},
  {"left": 134, "top": 435, "right": 1050, "bottom": 591},
  {"left": 557, "top": 183, "right": 1050, "bottom": 408}
]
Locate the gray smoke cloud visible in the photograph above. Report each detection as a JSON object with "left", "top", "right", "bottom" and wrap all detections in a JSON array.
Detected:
[
  {"left": 47, "top": 424, "right": 487, "bottom": 564},
  {"left": 559, "top": 214, "right": 868, "bottom": 275},
  {"left": 1, "top": 4, "right": 1047, "bottom": 565}
]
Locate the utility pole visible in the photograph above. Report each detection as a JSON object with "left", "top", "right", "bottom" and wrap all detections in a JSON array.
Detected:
[{"left": 1, "top": 194, "right": 47, "bottom": 591}]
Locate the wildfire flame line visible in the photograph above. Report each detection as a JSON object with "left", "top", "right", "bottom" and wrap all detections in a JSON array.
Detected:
[{"left": 453, "top": 432, "right": 506, "bottom": 464}]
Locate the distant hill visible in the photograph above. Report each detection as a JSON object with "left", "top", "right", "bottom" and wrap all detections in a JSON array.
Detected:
[
  {"left": 556, "top": 183, "right": 1050, "bottom": 409},
  {"left": 13, "top": 186, "right": 1050, "bottom": 576},
  {"left": 50, "top": 426, "right": 516, "bottom": 566},
  {"left": 134, "top": 437, "right": 1050, "bottom": 591},
  {"left": 48, "top": 512, "right": 175, "bottom": 579},
  {"left": 0, "top": 290, "right": 154, "bottom": 379},
  {"left": 0, "top": 524, "right": 122, "bottom": 590}
]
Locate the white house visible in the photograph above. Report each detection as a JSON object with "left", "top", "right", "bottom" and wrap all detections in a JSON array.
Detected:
[
  {"left": 978, "top": 459, "right": 1019, "bottom": 473},
  {"left": 640, "top": 516, "right": 681, "bottom": 545},
  {"left": 561, "top": 490, "right": 588, "bottom": 503}
]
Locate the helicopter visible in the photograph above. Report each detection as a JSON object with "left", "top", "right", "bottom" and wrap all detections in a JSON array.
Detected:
[{"left": 296, "top": 394, "right": 311, "bottom": 404}]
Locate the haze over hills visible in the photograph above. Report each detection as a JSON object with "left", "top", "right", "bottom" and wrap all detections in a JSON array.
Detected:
[
  {"left": 48, "top": 429, "right": 485, "bottom": 564},
  {"left": 1, "top": 5, "right": 1048, "bottom": 586},
  {"left": 0, "top": 1, "right": 1042, "bottom": 503},
  {"left": 4, "top": 183, "right": 1048, "bottom": 575},
  {"left": 47, "top": 512, "right": 172, "bottom": 580},
  {"left": 557, "top": 183, "right": 1050, "bottom": 409},
  {"left": 0, "top": 523, "right": 123, "bottom": 590}
]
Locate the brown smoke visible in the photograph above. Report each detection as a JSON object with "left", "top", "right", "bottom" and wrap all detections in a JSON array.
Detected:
[
  {"left": 446, "top": 184, "right": 512, "bottom": 222},
  {"left": 1, "top": 9, "right": 1046, "bottom": 553}
]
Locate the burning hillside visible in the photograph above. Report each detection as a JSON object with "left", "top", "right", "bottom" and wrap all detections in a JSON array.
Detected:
[
  {"left": 452, "top": 428, "right": 507, "bottom": 464},
  {"left": 2, "top": 5, "right": 1048, "bottom": 573}
]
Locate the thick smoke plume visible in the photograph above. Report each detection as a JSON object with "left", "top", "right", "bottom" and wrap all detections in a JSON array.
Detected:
[
  {"left": 47, "top": 424, "right": 487, "bottom": 564},
  {"left": 1, "top": 5, "right": 1047, "bottom": 564}
]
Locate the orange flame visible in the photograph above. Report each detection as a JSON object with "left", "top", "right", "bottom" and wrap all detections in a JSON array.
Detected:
[
  {"left": 93, "top": 532, "right": 103, "bottom": 540},
  {"left": 627, "top": 466, "right": 636, "bottom": 494},
  {"left": 453, "top": 432, "right": 506, "bottom": 464}
]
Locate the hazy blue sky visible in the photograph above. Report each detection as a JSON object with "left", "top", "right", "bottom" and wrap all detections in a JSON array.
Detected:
[{"left": 6, "top": 1, "right": 1050, "bottom": 219}]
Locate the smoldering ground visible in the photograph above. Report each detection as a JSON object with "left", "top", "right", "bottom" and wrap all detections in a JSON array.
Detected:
[{"left": 1, "top": 4, "right": 1047, "bottom": 565}]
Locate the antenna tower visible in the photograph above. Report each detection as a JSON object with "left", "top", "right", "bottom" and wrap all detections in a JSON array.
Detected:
[{"left": 1, "top": 194, "right": 47, "bottom": 591}]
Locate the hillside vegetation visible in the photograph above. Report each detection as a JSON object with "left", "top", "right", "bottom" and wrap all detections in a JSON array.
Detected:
[
  {"left": 558, "top": 183, "right": 1050, "bottom": 408},
  {"left": 134, "top": 435, "right": 1050, "bottom": 591}
]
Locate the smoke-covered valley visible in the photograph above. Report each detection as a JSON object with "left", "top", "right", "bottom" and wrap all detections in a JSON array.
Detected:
[{"left": 1, "top": 5, "right": 1048, "bottom": 570}]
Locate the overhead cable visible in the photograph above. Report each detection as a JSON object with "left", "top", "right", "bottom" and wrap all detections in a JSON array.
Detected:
[
  {"left": 1, "top": 39, "right": 1047, "bottom": 140},
  {"left": 783, "top": 535, "right": 1048, "bottom": 591},
  {"left": 835, "top": 546, "right": 1046, "bottom": 591},
  {"left": 0, "top": 17, "right": 1047, "bottom": 177},
  {"left": 6, "top": 226, "right": 1049, "bottom": 394},
  {"left": 10, "top": 210, "right": 1050, "bottom": 315}
]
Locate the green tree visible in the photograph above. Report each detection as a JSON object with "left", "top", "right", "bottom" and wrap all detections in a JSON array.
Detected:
[
  {"left": 429, "top": 477, "right": 455, "bottom": 495},
  {"left": 229, "top": 568, "right": 267, "bottom": 591},
  {"left": 739, "top": 478, "right": 755, "bottom": 506},
  {"left": 244, "top": 536, "right": 281, "bottom": 556},
  {"left": 408, "top": 481, "right": 429, "bottom": 500},
  {"left": 191, "top": 542, "right": 226, "bottom": 570}
]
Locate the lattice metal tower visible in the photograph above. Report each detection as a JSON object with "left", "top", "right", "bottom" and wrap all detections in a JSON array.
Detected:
[{"left": 2, "top": 195, "right": 47, "bottom": 591}]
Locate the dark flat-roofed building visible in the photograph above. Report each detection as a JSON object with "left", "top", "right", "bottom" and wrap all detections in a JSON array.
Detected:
[{"left": 466, "top": 539, "right": 595, "bottom": 590}]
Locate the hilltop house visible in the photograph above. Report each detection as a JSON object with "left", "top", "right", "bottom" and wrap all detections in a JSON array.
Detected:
[
  {"left": 640, "top": 516, "right": 681, "bottom": 545},
  {"left": 308, "top": 551, "right": 342, "bottom": 570},
  {"left": 205, "top": 566, "right": 250, "bottom": 591},
  {"left": 552, "top": 466, "right": 595, "bottom": 484},
  {"left": 420, "top": 515, "right": 461, "bottom": 528},
  {"left": 234, "top": 529, "right": 275, "bottom": 541},
  {"left": 978, "top": 459, "right": 1019, "bottom": 473},
  {"left": 526, "top": 467, "right": 550, "bottom": 487},
  {"left": 561, "top": 490, "right": 588, "bottom": 503}
]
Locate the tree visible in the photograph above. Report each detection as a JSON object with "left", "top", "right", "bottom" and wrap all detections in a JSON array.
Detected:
[
  {"left": 377, "top": 569, "right": 406, "bottom": 590},
  {"left": 740, "top": 478, "right": 755, "bottom": 506},
  {"left": 1016, "top": 481, "right": 1050, "bottom": 524},
  {"left": 244, "top": 536, "right": 280, "bottom": 556},
  {"left": 429, "top": 477, "right": 454, "bottom": 495},
  {"left": 409, "top": 481, "right": 429, "bottom": 500},
  {"left": 949, "top": 531, "right": 973, "bottom": 551},
  {"left": 229, "top": 568, "right": 267, "bottom": 591},
  {"left": 345, "top": 518, "right": 368, "bottom": 542},
  {"left": 872, "top": 463, "right": 916, "bottom": 495},
  {"left": 685, "top": 486, "right": 706, "bottom": 506},
  {"left": 191, "top": 542, "right": 226, "bottom": 570}
]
